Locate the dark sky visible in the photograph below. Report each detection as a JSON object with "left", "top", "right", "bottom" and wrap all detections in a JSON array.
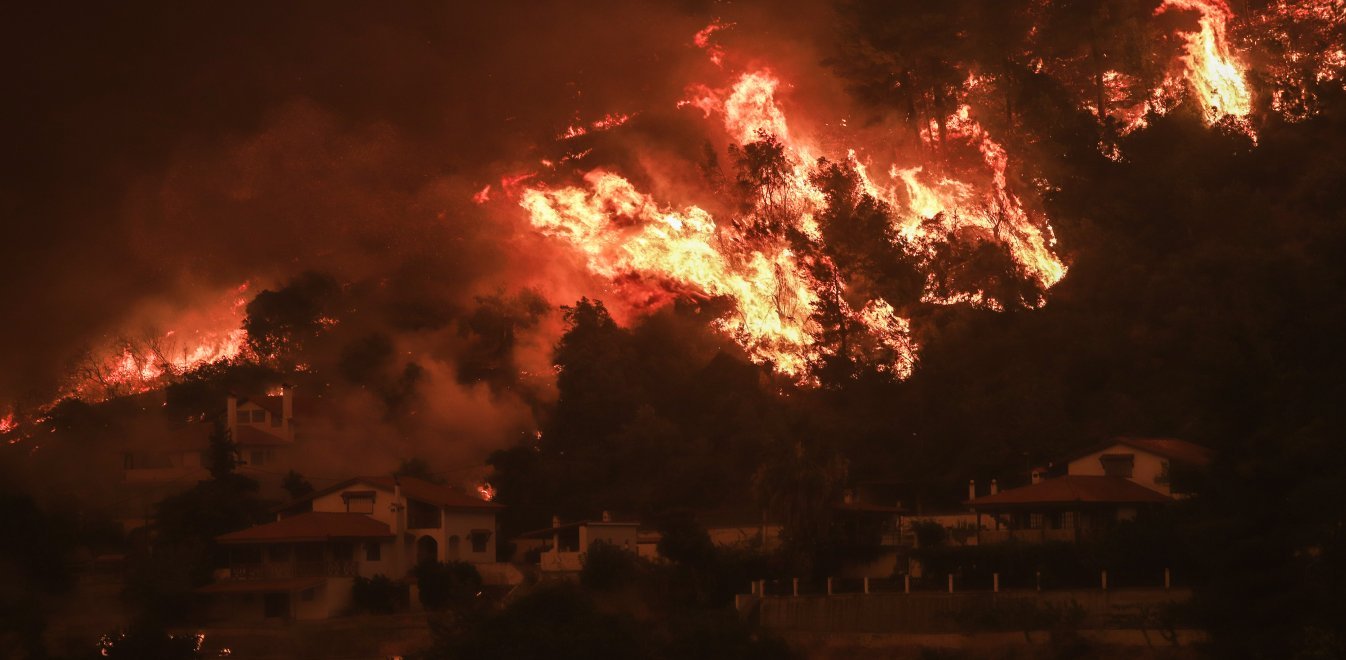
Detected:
[{"left": 1, "top": 1, "right": 780, "bottom": 403}]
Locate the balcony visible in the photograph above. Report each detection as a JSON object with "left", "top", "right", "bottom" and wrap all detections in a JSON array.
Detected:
[
  {"left": 979, "top": 528, "right": 1080, "bottom": 544},
  {"left": 228, "top": 560, "right": 359, "bottom": 580}
]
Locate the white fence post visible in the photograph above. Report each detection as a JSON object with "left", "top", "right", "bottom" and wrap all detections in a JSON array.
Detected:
[
  {"left": 1164, "top": 568, "right": 1171, "bottom": 590},
  {"left": 993, "top": 573, "right": 999, "bottom": 593},
  {"left": 947, "top": 574, "right": 954, "bottom": 593},
  {"left": 792, "top": 577, "right": 799, "bottom": 597},
  {"left": 826, "top": 577, "right": 833, "bottom": 596},
  {"left": 1101, "top": 569, "right": 1108, "bottom": 591},
  {"left": 863, "top": 577, "right": 870, "bottom": 594}
]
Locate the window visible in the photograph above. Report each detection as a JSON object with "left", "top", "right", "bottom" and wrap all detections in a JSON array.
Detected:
[
  {"left": 251, "top": 409, "right": 267, "bottom": 423},
  {"left": 470, "top": 530, "right": 492, "bottom": 553},
  {"left": 344, "top": 492, "right": 376, "bottom": 514},
  {"left": 1156, "top": 460, "right": 1171, "bottom": 485},
  {"left": 249, "top": 450, "right": 267, "bottom": 466},
  {"left": 1029, "top": 513, "right": 1044, "bottom": 529},
  {"left": 1061, "top": 511, "right": 1076, "bottom": 529},
  {"left": 365, "top": 542, "right": 381, "bottom": 562},
  {"left": 1099, "top": 454, "right": 1135, "bottom": 478}
]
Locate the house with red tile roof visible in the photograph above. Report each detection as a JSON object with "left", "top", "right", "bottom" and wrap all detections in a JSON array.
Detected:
[
  {"left": 967, "top": 437, "right": 1212, "bottom": 544},
  {"left": 196, "top": 475, "right": 504, "bottom": 621}
]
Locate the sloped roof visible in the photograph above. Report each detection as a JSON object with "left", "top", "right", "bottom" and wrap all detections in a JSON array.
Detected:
[
  {"left": 217, "top": 512, "right": 393, "bottom": 544},
  {"left": 1111, "top": 437, "right": 1213, "bottom": 466},
  {"left": 967, "top": 476, "right": 1172, "bottom": 509},
  {"left": 278, "top": 475, "right": 502, "bottom": 513},
  {"left": 195, "top": 577, "right": 326, "bottom": 594},
  {"left": 234, "top": 425, "right": 288, "bottom": 447},
  {"left": 1062, "top": 437, "right": 1213, "bottom": 468}
]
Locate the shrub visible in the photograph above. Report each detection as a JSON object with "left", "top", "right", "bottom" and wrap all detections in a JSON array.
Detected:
[
  {"left": 579, "top": 540, "right": 641, "bottom": 591},
  {"left": 351, "top": 574, "right": 404, "bottom": 614},
  {"left": 415, "top": 561, "right": 483, "bottom": 612}
]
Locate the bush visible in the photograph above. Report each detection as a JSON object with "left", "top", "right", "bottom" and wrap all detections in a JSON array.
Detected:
[
  {"left": 415, "top": 561, "right": 483, "bottom": 612},
  {"left": 579, "top": 541, "right": 641, "bottom": 591},
  {"left": 351, "top": 574, "right": 404, "bottom": 614}
]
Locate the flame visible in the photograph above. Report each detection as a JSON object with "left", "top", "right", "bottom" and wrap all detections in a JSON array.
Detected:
[
  {"left": 518, "top": 59, "right": 1066, "bottom": 380},
  {"left": 60, "top": 283, "right": 253, "bottom": 402},
  {"left": 476, "top": 481, "right": 498, "bottom": 501},
  {"left": 1160, "top": 0, "right": 1254, "bottom": 127}
]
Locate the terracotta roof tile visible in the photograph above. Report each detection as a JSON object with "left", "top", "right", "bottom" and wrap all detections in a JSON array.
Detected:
[
  {"left": 217, "top": 512, "right": 392, "bottom": 544},
  {"left": 968, "top": 476, "right": 1172, "bottom": 508}
]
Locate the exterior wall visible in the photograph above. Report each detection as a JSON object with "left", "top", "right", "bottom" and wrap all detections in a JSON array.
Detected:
[
  {"left": 295, "top": 578, "right": 354, "bottom": 620},
  {"left": 754, "top": 588, "right": 1193, "bottom": 633},
  {"left": 706, "top": 523, "right": 784, "bottom": 549},
  {"left": 439, "top": 509, "right": 497, "bottom": 563},
  {"left": 122, "top": 451, "right": 207, "bottom": 482},
  {"left": 580, "top": 523, "right": 640, "bottom": 552},
  {"left": 310, "top": 488, "right": 398, "bottom": 529},
  {"left": 1067, "top": 444, "right": 1171, "bottom": 496}
]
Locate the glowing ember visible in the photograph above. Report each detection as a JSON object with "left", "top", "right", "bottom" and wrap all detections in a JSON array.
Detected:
[{"left": 476, "top": 481, "right": 498, "bottom": 501}]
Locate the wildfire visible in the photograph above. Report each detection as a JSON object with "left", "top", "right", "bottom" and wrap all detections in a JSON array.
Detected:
[
  {"left": 517, "top": 45, "right": 1066, "bottom": 379},
  {"left": 1160, "top": 0, "right": 1254, "bottom": 128},
  {"left": 60, "top": 283, "right": 253, "bottom": 402}
]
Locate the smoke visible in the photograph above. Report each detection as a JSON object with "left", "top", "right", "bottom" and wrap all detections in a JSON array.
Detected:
[{"left": 5, "top": 1, "right": 831, "bottom": 475}]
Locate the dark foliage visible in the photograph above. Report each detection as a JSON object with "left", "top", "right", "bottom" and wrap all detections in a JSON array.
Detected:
[
  {"left": 352, "top": 574, "right": 406, "bottom": 615},
  {"left": 415, "top": 561, "right": 483, "bottom": 612}
]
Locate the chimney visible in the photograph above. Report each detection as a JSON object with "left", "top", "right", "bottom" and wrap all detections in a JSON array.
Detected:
[
  {"left": 968, "top": 479, "right": 976, "bottom": 501},
  {"left": 552, "top": 515, "right": 562, "bottom": 528},
  {"left": 281, "top": 383, "right": 294, "bottom": 441},
  {"left": 1031, "top": 468, "right": 1042, "bottom": 485},
  {"left": 990, "top": 479, "right": 999, "bottom": 495},
  {"left": 601, "top": 510, "right": 612, "bottom": 523}
]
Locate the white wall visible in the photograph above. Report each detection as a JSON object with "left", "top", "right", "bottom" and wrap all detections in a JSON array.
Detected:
[{"left": 1067, "top": 444, "right": 1171, "bottom": 495}]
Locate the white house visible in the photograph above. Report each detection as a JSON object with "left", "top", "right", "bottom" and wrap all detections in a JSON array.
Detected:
[
  {"left": 967, "top": 437, "right": 1212, "bottom": 544},
  {"left": 196, "top": 475, "right": 503, "bottom": 621},
  {"left": 516, "top": 513, "right": 640, "bottom": 574}
]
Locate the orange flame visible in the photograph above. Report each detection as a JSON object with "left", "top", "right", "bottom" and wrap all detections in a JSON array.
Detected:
[
  {"left": 519, "top": 60, "right": 1066, "bottom": 380},
  {"left": 1160, "top": 0, "right": 1254, "bottom": 127}
]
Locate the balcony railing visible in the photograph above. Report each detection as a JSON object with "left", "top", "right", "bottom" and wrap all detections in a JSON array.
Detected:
[
  {"left": 228, "top": 560, "right": 358, "bottom": 580},
  {"left": 979, "top": 528, "right": 1081, "bottom": 544}
]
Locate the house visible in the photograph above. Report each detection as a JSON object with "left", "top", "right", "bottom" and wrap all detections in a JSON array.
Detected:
[
  {"left": 277, "top": 475, "right": 504, "bottom": 565},
  {"left": 634, "top": 508, "right": 783, "bottom": 561},
  {"left": 197, "top": 475, "right": 503, "bottom": 621},
  {"left": 832, "top": 493, "right": 908, "bottom": 578},
  {"left": 227, "top": 386, "right": 297, "bottom": 471},
  {"left": 198, "top": 512, "right": 395, "bottom": 621},
  {"left": 516, "top": 512, "right": 640, "bottom": 574},
  {"left": 967, "top": 437, "right": 1212, "bottom": 544}
]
